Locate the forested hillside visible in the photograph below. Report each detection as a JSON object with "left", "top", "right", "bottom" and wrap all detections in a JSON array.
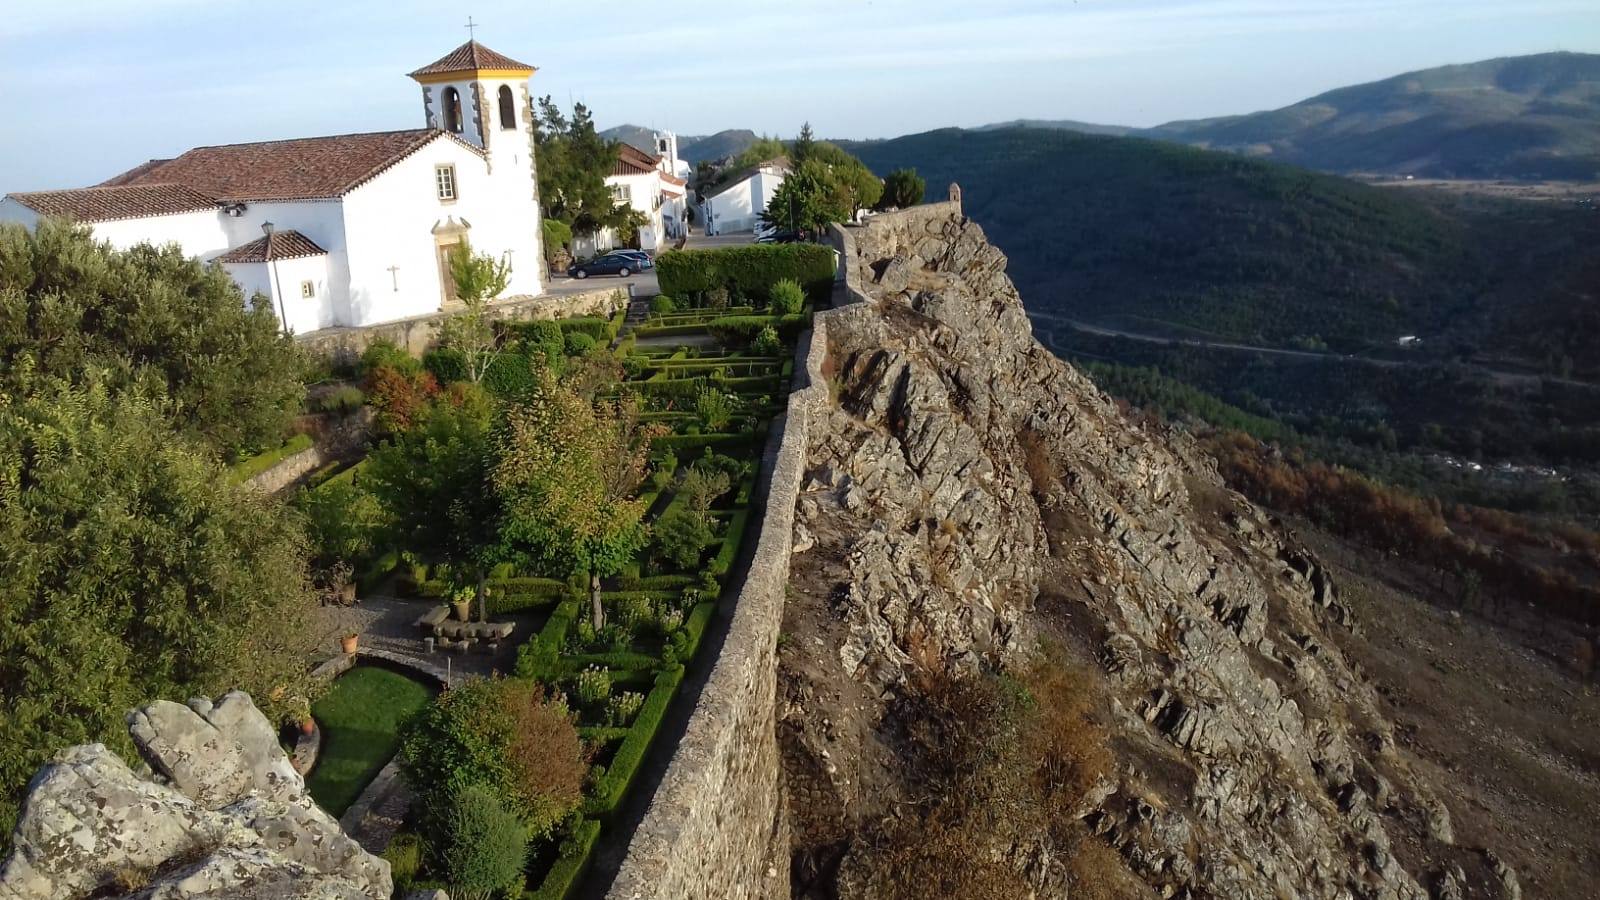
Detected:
[
  {"left": 851, "top": 127, "right": 1600, "bottom": 373},
  {"left": 1144, "top": 52, "right": 1600, "bottom": 180}
]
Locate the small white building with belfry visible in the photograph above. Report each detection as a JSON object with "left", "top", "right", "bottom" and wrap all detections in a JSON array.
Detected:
[{"left": 0, "top": 40, "right": 547, "bottom": 334}]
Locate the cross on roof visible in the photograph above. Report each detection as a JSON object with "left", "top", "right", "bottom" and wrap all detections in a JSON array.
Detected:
[{"left": 464, "top": 16, "right": 478, "bottom": 39}]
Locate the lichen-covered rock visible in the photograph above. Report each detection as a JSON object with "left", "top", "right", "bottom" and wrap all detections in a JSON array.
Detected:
[
  {"left": 784, "top": 206, "right": 1516, "bottom": 899},
  {"left": 0, "top": 693, "right": 391, "bottom": 900}
]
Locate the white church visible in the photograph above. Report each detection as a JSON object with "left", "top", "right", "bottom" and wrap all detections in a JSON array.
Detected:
[{"left": 0, "top": 41, "right": 545, "bottom": 334}]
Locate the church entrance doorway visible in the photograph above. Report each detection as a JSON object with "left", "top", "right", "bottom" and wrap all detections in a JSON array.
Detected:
[{"left": 431, "top": 217, "right": 471, "bottom": 310}]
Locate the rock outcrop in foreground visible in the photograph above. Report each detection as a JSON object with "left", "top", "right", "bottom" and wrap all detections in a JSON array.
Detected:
[
  {"left": 783, "top": 205, "right": 1520, "bottom": 898},
  {"left": 0, "top": 691, "right": 391, "bottom": 900}
]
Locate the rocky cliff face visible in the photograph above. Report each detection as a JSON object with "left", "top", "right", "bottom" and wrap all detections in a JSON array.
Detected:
[
  {"left": 0, "top": 691, "right": 391, "bottom": 900},
  {"left": 782, "top": 206, "right": 1519, "bottom": 899}
]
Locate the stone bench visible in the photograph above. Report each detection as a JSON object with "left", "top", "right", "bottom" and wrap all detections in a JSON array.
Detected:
[
  {"left": 433, "top": 620, "right": 514, "bottom": 642},
  {"left": 413, "top": 605, "right": 450, "bottom": 630}
]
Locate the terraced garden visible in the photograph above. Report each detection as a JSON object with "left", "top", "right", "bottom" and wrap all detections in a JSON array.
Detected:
[{"left": 289, "top": 245, "right": 832, "bottom": 900}]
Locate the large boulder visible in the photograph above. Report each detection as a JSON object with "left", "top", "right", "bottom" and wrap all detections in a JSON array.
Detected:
[{"left": 0, "top": 693, "right": 392, "bottom": 900}]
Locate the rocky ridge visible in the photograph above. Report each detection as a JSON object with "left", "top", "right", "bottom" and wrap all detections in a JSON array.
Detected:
[
  {"left": 0, "top": 691, "right": 392, "bottom": 900},
  {"left": 782, "top": 205, "right": 1520, "bottom": 898}
]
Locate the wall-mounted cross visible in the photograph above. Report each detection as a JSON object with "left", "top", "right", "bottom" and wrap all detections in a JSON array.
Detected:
[
  {"left": 388, "top": 265, "right": 401, "bottom": 292},
  {"left": 464, "top": 16, "right": 479, "bottom": 39}
]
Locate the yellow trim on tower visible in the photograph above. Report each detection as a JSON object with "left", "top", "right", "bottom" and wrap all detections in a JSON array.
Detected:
[{"left": 411, "top": 67, "right": 537, "bottom": 84}]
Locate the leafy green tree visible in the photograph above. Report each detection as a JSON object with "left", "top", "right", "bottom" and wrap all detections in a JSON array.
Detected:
[
  {"left": 653, "top": 504, "right": 715, "bottom": 570},
  {"left": 293, "top": 478, "right": 381, "bottom": 600},
  {"left": 399, "top": 677, "right": 585, "bottom": 844},
  {"left": 365, "top": 385, "right": 499, "bottom": 617},
  {"left": 729, "top": 136, "right": 790, "bottom": 170},
  {"left": 793, "top": 122, "right": 816, "bottom": 164},
  {"left": 438, "top": 242, "right": 511, "bottom": 384},
  {"left": 0, "top": 377, "right": 318, "bottom": 842},
  {"left": 768, "top": 278, "right": 805, "bottom": 315},
  {"left": 436, "top": 785, "right": 529, "bottom": 900},
  {"left": 0, "top": 220, "right": 305, "bottom": 459},
  {"left": 763, "top": 159, "right": 851, "bottom": 236},
  {"left": 492, "top": 376, "right": 659, "bottom": 628},
  {"left": 881, "top": 168, "right": 927, "bottom": 209}
]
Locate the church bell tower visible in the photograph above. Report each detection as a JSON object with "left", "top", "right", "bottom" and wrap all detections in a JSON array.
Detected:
[{"left": 407, "top": 39, "right": 538, "bottom": 157}]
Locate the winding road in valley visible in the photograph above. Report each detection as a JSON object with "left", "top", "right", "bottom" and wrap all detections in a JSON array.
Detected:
[{"left": 1028, "top": 312, "right": 1599, "bottom": 391}]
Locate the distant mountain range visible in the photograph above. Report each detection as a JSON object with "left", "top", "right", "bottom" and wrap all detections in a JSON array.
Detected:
[
  {"left": 1140, "top": 52, "right": 1600, "bottom": 180},
  {"left": 618, "top": 53, "right": 1600, "bottom": 181}
]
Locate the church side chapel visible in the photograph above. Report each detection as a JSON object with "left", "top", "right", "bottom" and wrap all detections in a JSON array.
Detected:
[{"left": 0, "top": 38, "right": 545, "bottom": 334}]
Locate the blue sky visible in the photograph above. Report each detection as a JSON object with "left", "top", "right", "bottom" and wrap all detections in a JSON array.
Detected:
[{"left": 3, "top": 0, "right": 1596, "bottom": 190}]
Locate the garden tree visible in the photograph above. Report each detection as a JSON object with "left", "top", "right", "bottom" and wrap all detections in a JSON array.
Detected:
[
  {"left": 399, "top": 677, "right": 585, "bottom": 843},
  {"left": 729, "top": 136, "right": 790, "bottom": 171},
  {"left": 293, "top": 479, "right": 381, "bottom": 602},
  {"left": 492, "top": 374, "right": 662, "bottom": 629},
  {"left": 762, "top": 159, "right": 850, "bottom": 235},
  {"left": 0, "top": 220, "right": 305, "bottom": 459},
  {"left": 793, "top": 122, "right": 816, "bottom": 164},
  {"left": 437, "top": 242, "right": 512, "bottom": 384},
  {"left": 436, "top": 785, "right": 528, "bottom": 900},
  {"left": 365, "top": 383, "right": 500, "bottom": 619},
  {"left": 881, "top": 168, "right": 927, "bottom": 209},
  {"left": 809, "top": 141, "right": 884, "bottom": 214},
  {"left": 0, "top": 377, "right": 318, "bottom": 843},
  {"left": 533, "top": 98, "right": 636, "bottom": 239}
]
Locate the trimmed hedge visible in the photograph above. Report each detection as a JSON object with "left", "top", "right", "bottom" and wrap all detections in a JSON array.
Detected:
[
  {"left": 422, "top": 348, "right": 469, "bottom": 385},
  {"left": 563, "top": 650, "right": 660, "bottom": 672},
  {"left": 487, "top": 592, "right": 566, "bottom": 616},
  {"left": 633, "top": 377, "right": 705, "bottom": 400},
  {"left": 676, "top": 602, "right": 716, "bottom": 660},
  {"left": 514, "top": 599, "right": 581, "bottom": 679},
  {"left": 706, "top": 314, "right": 810, "bottom": 346},
  {"left": 419, "top": 576, "right": 571, "bottom": 600},
  {"left": 650, "top": 432, "right": 758, "bottom": 452},
  {"left": 655, "top": 244, "right": 835, "bottom": 303},
  {"left": 630, "top": 323, "right": 708, "bottom": 340},
  {"left": 584, "top": 666, "right": 684, "bottom": 816},
  {"left": 482, "top": 352, "right": 538, "bottom": 397},
  {"left": 556, "top": 317, "right": 611, "bottom": 341},
  {"left": 709, "top": 508, "right": 751, "bottom": 577},
  {"left": 525, "top": 818, "right": 602, "bottom": 900},
  {"left": 613, "top": 574, "right": 696, "bottom": 592},
  {"left": 229, "top": 434, "right": 313, "bottom": 482}
]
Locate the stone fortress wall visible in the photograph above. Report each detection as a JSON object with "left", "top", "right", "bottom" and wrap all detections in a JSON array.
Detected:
[{"left": 604, "top": 198, "right": 962, "bottom": 900}]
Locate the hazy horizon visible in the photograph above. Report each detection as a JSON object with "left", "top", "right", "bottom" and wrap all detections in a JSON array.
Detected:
[{"left": 3, "top": 0, "right": 1598, "bottom": 191}]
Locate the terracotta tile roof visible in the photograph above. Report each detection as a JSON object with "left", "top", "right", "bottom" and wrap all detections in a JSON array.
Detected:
[
  {"left": 611, "top": 143, "right": 662, "bottom": 178},
  {"left": 661, "top": 172, "right": 687, "bottom": 186},
  {"left": 6, "top": 183, "right": 219, "bottom": 223},
  {"left": 409, "top": 41, "right": 536, "bottom": 78},
  {"left": 97, "top": 159, "right": 175, "bottom": 187},
  {"left": 116, "top": 129, "right": 480, "bottom": 202},
  {"left": 214, "top": 229, "right": 327, "bottom": 264}
]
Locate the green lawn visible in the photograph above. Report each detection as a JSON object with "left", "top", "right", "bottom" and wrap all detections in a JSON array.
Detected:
[{"left": 307, "top": 665, "right": 436, "bottom": 816}]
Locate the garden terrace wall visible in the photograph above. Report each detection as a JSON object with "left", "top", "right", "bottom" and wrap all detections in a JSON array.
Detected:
[
  {"left": 297, "top": 287, "right": 628, "bottom": 363},
  {"left": 603, "top": 204, "right": 959, "bottom": 898}
]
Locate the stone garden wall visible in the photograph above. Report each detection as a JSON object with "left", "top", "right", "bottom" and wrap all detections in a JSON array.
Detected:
[
  {"left": 604, "top": 202, "right": 961, "bottom": 899},
  {"left": 297, "top": 286, "right": 628, "bottom": 363}
]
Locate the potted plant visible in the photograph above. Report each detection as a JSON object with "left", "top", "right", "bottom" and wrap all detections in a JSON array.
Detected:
[
  {"left": 450, "top": 585, "right": 474, "bottom": 623},
  {"left": 340, "top": 632, "right": 359, "bottom": 654}
]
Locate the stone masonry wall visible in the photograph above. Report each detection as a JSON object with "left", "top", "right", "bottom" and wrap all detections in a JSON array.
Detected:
[
  {"left": 297, "top": 286, "right": 628, "bottom": 364},
  {"left": 604, "top": 202, "right": 958, "bottom": 900}
]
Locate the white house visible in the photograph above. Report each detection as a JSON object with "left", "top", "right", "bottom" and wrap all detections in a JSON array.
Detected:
[
  {"left": 697, "top": 158, "right": 789, "bottom": 235},
  {"left": 0, "top": 40, "right": 546, "bottom": 334},
  {"left": 581, "top": 141, "right": 691, "bottom": 256}
]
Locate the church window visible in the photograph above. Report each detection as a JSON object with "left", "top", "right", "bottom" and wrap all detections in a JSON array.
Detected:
[
  {"left": 436, "top": 165, "right": 458, "bottom": 202},
  {"left": 300, "top": 281, "right": 315, "bottom": 299},
  {"left": 498, "top": 85, "right": 517, "bottom": 130},
  {"left": 442, "top": 87, "right": 463, "bottom": 133}
]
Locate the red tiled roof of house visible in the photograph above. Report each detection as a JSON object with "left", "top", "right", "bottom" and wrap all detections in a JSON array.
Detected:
[
  {"left": 97, "top": 158, "right": 175, "bottom": 187},
  {"left": 214, "top": 229, "right": 328, "bottom": 264},
  {"left": 114, "top": 129, "right": 478, "bottom": 202},
  {"left": 7, "top": 183, "right": 219, "bottom": 223},
  {"left": 661, "top": 172, "right": 687, "bottom": 186},
  {"left": 612, "top": 143, "right": 662, "bottom": 178},
  {"left": 409, "top": 41, "right": 536, "bottom": 78}
]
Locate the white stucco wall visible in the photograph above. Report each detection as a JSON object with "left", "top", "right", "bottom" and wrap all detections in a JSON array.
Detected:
[
  {"left": 213, "top": 200, "right": 349, "bottom": 327},
  {"left": 222, "top": 253, "right": 331, "bottom": 334},
  {"left": 605, "top": 170, "right": 665, "bottom": 250},
  {"left": 90, "top": 210, "right": 230, "bottom": 256},
  {"left": 701, "top": 166, "right": 788, "bottom": 235},
  {"left": 341, "top": 132, "right": 541, "bottom": 327}
]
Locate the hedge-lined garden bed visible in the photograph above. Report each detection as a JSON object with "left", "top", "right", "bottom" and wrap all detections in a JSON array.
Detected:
[{"left": 370, "top": 274, "right": 806, "bottom": 899}]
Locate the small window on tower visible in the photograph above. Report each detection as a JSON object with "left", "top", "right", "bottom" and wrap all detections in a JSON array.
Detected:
[
  {"left": 436, "top": 165, "right": 457, "bottom": 202},
  {"left": 498, "top": 85, "right": 517, "bottom": 130},
  {"left": 300, "top": 280, "right": 315, "bottom": 299}
]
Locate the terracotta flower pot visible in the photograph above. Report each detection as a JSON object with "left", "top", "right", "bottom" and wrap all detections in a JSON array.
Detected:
[
  {"left": 300, "top": 718, "right": 316, "bottom": 736},
  {"left": 340, "top": 633, "right": 359, "bottom": 654},
  {"left": 452, "top": 600, "right": 472, "bottom": 622}
]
